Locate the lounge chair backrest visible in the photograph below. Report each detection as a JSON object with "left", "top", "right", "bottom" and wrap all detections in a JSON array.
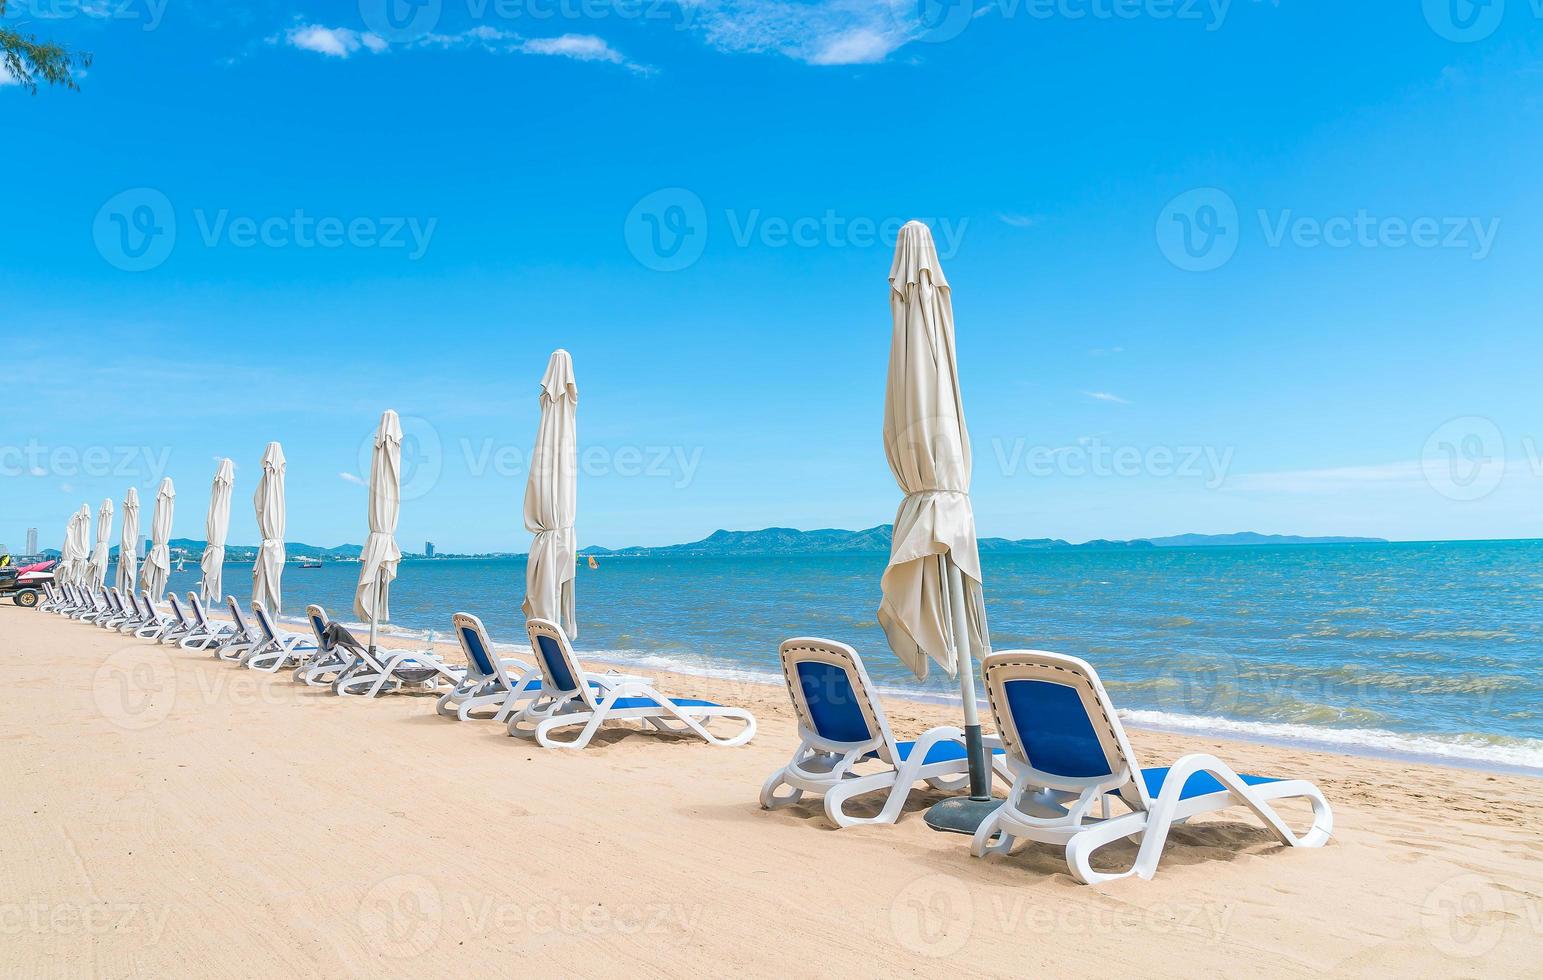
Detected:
[
  {"left": 305, "top": 605, "right": 332, "bottom": 651},
  {"left": 981, "top": 650, "right": 1148, "bottom": 810},
  {"left": 139, "top": 590, "right": 160, "bottom": 619},
  {"left": 226, "top": 596, "right": 252, "bottom": 639},
  {"left": 186, "top": 593, "right": 208, "bottom": 628},
  {"left": 251, "top": 603, "right": 279, "bottom": 643},
  {"left": 166, "top": 592, "right": 189, "bottom": 626},
  {"left": 525, "top": 618, "right": 591, "bottom": 707},
  {"left": 455, "top": 612, "right": 514, "bottom": 687},
  {"left": 778, "top": 638, "right": 898, "bottom": 761}
]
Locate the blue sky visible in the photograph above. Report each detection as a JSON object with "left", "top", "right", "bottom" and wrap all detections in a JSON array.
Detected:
[{"left": 4, "top": 0, "right": 1542, "bottom": 553}]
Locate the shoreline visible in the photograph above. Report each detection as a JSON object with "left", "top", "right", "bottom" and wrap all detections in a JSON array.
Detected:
[{"left": 288, "top": 610, "right": 1543, "bottom": 781}]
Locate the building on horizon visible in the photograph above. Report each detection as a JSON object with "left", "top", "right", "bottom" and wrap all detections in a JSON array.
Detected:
[
  {"left": 26, "top": 528, "right": 38, "bottom": 556},
  {"left": 425, "top": 541, "right": 435, "bottom": 559}
]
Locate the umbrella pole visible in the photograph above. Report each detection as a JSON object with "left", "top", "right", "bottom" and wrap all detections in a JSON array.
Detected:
[
  {"left": 368, "top": 571, "right": 381, "bottom": 658},
  {"left": 924, "top": 557, "right": 999, "bottom": 835},
  {"left": 945, "top": 557, "right": 990, "bottom": 801}
]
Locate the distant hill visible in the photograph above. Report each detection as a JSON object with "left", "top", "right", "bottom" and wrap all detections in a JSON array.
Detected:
[
  {"left": 109, "top": 540, "right": 367, "bottom": 560},
  {"left": 583, "top": 526, "right": 1387, "bottom": 557},
  {"left": 1146, "top": 532, "right": 1386, "bottom": 548},
  {"left": 584, "top": 526, "right": 1154, "bottom": 557}
]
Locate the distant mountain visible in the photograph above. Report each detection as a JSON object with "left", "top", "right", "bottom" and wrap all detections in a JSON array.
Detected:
[
  {"left": 108, "top": 540, "right": 367, "bottom": 560},
  {"left": 1146, "top": 532, "right": 1386, "bottom": 548},
  {"left": 583, "top": 526, "right": 1154, "bottom": 557}
]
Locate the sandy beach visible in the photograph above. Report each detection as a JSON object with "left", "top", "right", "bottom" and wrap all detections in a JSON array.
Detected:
[{"left": 4, "top": 604, "right": 1540, "bottom": 978}]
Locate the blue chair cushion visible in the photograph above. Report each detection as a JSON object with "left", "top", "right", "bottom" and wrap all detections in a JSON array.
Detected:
[
  {"left": 535, "top": 634, "right": 579, "bottom": 693},
  {"left": 868, "top": 741, "right": 1007, "bottom": 765},
  {"left": 1139, "top": 767, "right": 1280, "bottom": 801},
  {"left": 607, "top": 696, "right": 721, "bottom": 710},
  {"left": 794, "top": 660, "right": 872, "bottom": 744},
  {"left": 460, "top": 625, "right": 496, "bottom": 677}
]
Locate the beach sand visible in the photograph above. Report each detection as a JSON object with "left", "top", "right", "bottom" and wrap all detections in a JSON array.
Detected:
[{"left": 3, "top": 605, "right": 1540, "bottom": 977}]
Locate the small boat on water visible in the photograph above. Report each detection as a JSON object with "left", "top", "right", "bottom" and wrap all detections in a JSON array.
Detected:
[
  {"left": 588, "top": 555, "right": 599, "bottom": 570},
  {"left": 292, "top": 556, "right": 324, "bottom": 569}
]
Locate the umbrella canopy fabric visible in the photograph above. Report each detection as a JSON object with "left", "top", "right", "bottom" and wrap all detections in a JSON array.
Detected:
[
  {"left": 118, "top": 488, "right": 140, "bottom": 594},
  {"left": 876, "top": 220, "right": 989, "bottom": 681},
  {"left": 201, "top": 458, "right": 235, "bottom": 604},
  {"left": 87, "top": 498, "right": 114, "bottom": 587},
  {"left": 354, "top": 411, "right": 403, "bottom": 625},
  {"left": 62, "top": 507, "right": 88, "bottom": 586},
  {"left": 522, "top": 349, "right": 579, "bottom": 638},
  {"left": 72, "top": 504, "right": 92, "bottom": 586},
  {"left": 252, "top": 442, "right": 287, "bottom": 614},
  {"left": 140, "top": 478, "right": 176, "bottom": 599}
]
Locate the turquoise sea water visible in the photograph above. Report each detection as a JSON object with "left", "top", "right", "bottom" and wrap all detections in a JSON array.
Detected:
[{"left": 132, "top": 539, "right": 1543, "bottom": 774}]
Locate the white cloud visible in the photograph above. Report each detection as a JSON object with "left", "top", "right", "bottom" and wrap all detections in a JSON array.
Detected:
[
  {"left": 338, "top": 471, "right": 366, "bottom": 486},
  {"left": 679, "top": 0, "right": 920, "bottom": 66},
  {"left": 997, "top": 213, "right": 1038, "bottom": 228},
  {"left": 0, "top": 64, "right": 19, "bottom": 87},
  {"left": 280, "top": 24, "right": 647, "bottom": 72},
  {"left": 520, "top": 34, "right": 622, "bottom": 63},
  {"left": 285, "top": 25, "right": 388, "bottom": 59},
  {"left": 1085, "top": 391, "right": 1130, "bottom": 404}
]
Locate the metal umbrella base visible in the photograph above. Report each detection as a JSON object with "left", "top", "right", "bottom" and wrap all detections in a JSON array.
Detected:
[{"left": 924, "top": 796, "right": 1000, "bottom": 835}]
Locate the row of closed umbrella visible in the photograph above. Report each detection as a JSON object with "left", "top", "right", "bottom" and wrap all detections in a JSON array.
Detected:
[{"left": 49, "top": 221, "right": 990, "bottom": 823}]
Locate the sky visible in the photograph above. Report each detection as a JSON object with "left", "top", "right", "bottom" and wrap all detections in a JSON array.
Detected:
[{"left": 3, "top": 0, "right": 1542, "bottom": 554}]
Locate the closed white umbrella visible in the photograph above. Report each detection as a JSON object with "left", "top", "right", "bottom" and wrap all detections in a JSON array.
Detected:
[
  {"left": 61, "top": 507, "right": 87, "bottom": 586},
  {"left": 252, "top": 442, "right": 286, "bottom": 614},
  {"left": 140, "top": 478, "right": 175, "bottom": 600},
  {"left": 87, "top": 498, "right": 114, "bottom": 588},
  {"left": 355, "top": 410, "right": 402, "bottom": 655},
  {"left": 201, "top": 458, "right": 235, "bottom": 604},
  {"left": 118, "top": 488, "right": 140, "bottom": 594},
  {"left": 522, "top": 350, "right": 579, "bottom": 637},
  {"left": 71, "top": 504, "right": 91, "bottom": 586},
  {"left": 876, "top": 220, "right": 994, "bottom": 829}
]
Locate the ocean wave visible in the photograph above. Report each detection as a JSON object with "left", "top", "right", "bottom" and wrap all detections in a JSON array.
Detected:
[{"left": 1118, "top": 709, "right": 1543, "bottom": 775}]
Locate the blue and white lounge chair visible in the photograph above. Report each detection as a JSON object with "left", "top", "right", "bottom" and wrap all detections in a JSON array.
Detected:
[
  {"left": 972, "top": 650, "right": 1334, "bottom": 884},
  {"left": 293, "top": 605, "right": 349, "bottom": 686},
  {"left": 437, "top": 613, "right": 551, "bottom": 721},
  {"left": 245, "top": 603, "right": 319, "bottom": 673},
  {"left": 179, "top": 593, "right": 234, "bottom": 650},
  {"left": 761, "top": 637, "right": 1013, "bottom": 828},
  {"left": 326, "top": 620, "right": 464, "bottom": 698},
  {"left": 215, "top": 596, "right": 260, "bottom": 662},
  {"left": 134, "top": 590, "right": 176, "bottom": 640},
  {"left": 156, "top": 593, "right": 198, "bottom": 645},
  {"left": 506, "top": 619, "right": 756, "bottom": 749}
]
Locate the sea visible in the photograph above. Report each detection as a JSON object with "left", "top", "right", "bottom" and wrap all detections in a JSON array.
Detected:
[{"left": 128, "top": 539, "right": 1543, "bottom": 775}]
